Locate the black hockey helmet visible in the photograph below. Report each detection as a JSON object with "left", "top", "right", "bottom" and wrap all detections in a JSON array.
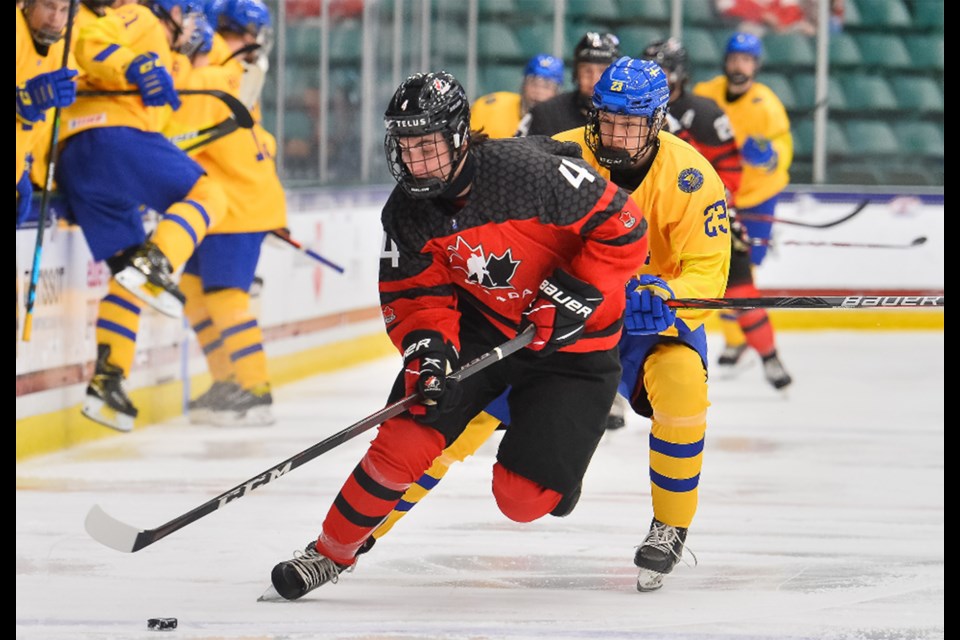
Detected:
[
  {"left": 642, "top": 37, "right": 689, "bottom": 89},
  {"left": 572, "top": 31, "right": 620, "bottom": 80},
  {"left": 383, "top": 71, "right": 471, "bottom": 198}
]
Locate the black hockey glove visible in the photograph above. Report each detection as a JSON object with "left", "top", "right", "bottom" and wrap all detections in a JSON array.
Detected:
[
  {"left": 402, "top": 330, "right": 461, "bottom": 424},
  {"left": 520, "top": 268, "right": 603, "bottom": 356}
]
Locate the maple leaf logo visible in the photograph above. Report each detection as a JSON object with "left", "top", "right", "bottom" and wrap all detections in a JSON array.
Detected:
[{"left": 447, "top": 236, "right": 520, "bottom": 290}]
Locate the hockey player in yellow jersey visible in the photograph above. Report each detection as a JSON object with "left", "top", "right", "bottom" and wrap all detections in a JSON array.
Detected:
[
  {"left": 56, "top": 0, "right": 228, "bottom": 432},
  {"left": 693, "top": 32, "right": 794, "bottom": 371},
  {"left": 172, "top": 0, "right": 286, "bottom": 426},
  {"left": 358, "top": 58, "right": 729, "bottom": 594},
  {"left": 16, "top": 0, "right": 77, "bottom": 227},
  {"left": 470, "top": 53, "right": 564, "bottom": 139}
]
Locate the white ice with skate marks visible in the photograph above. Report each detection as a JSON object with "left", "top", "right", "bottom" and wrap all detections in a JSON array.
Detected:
[{"left": 16, "top": 332, "right": 943, "bottom": 639}]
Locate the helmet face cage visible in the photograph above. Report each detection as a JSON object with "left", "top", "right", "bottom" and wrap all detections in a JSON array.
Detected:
[
  {"left": 383, "top": 72, "right": 471, "bottom": 198},
  {"left": 586, "top": 57, "right": 669, "bottom": 168},
  {"left": 150, "top": 0, "right": 203, "bottom": 48},
  {"left": 641, "top": 37, "right": 689, "bottom": 90}
]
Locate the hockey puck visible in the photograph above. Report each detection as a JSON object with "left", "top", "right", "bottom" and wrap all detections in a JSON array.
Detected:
[{"left": 147, "top": 618, "right": 178, "bottom": 631}]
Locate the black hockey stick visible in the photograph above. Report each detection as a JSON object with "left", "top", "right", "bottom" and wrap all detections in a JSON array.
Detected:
[
  {"left": 22, "top": 0, "right": 79, "bottom": 342},
  {"left": 269, "top": 229, "right": 345, "bottom": 273},
  {"left": 751, "top": 236, "right": 928, "bottom": 250},
  {"left": 670, "top": 294, "right": 944, "bottom": 310},
  {"left": 737, "top": 199, "right": 869, "bottom": 229},
  {"left": 168, "top": 117, "right": 240, "bottom": 153},
  {"left": 84, "top": 325, "right": 536, "bottom": 553},
  {"left": 76, "top": 89, "right": 254, "bottom": 128}
]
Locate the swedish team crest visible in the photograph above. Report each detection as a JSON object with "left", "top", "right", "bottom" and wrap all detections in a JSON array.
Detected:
[{"left": 678, "top": 168, "right": 704, "bottom": 193}]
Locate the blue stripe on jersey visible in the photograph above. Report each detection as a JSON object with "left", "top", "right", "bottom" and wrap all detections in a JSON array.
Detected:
[
  {"left": 230, "top": 343, "right": 263, "bottom": 362},
  {"left": 103, "top": 294, "right": 142, "bottom": 315},
  {"left": 162, "top": 213, "right": 199, "bottom": 248},
  {"left": 93, "top": 44, "right": 120, "bottom": 62},
  {"left": 222, "top": 319, "right": 258, "bottom": 338}
]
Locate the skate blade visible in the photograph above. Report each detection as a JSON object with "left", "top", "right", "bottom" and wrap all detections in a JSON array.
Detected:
[
  {"left": 82, "top": 397, "right": 135, "bottom": 433},
  {"left": 635, "top": 568, "right": 665, "bottom": 592},
  {"left": 114, "top": 269, "right": 183, "bottom": 319},
  {"left": 208, "top": 407, "right": 276, "bottom": 427},
  {"left": 257, "top": 585, "right": 286, "bottom": 602}
]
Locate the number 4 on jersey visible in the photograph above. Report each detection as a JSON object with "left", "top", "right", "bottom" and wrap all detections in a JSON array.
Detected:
[
  {"left": 381, "top": 232, "right": 401, "bottom": 268},
  {"left": 558, "top": 158, "right": 596, "bottom": 189}
]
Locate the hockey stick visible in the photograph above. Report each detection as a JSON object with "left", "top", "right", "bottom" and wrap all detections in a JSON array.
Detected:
[
  {"left": 76, "top": 89, "right": 254, "bottom": 128},
  {"left": 737, "top": 199, "right": 869, "bottom": 229},
  {"left": 670, "top": 294, "right": 944, "bottom": 310},
  {"left": 269, "top": 229, "right": 345, "bottom": 273},
  {"left": 751, "top": 236, "right": 928, "bottom": 250},
  {"left": 21, "top": 0, "right": 79, "bottom": 342},
  {"left": 168, "top": 117, "right": 240, "bottom": 153},
  {"left": 84, "top": 325, "right": 536, "bottom": 553}
]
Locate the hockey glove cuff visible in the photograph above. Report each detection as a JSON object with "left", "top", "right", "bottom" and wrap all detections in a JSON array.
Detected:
[
  {"left": 741, "top": 136, "right": 777, "bottom": 171},
  {"left": 521, "top": 268, "right": 603, "bottom": 356},
  {"left": 125, "top": 53, "right": 181, "bottom": 110}
]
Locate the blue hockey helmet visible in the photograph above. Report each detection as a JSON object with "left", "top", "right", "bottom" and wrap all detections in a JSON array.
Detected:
[
  {"left": 586, "top": 57, "right": 669, "bottom": 168},
  {"left": 524, "top": 54, "right": 565, "bottom": 86},
  {"left": 203, "top": 0, "right": 227, "bottom": 28},
  {"left": 218, "top": 0, "right": 271, "bottom": 35},
  {"left": 148, "top": 0, "right": 204, "bottom": 47},
  {"left": 725, "top": 32, "right": 763, "bottom": 59}
]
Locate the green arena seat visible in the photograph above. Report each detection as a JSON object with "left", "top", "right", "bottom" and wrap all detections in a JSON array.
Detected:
[
  {"left": 828, "top": 33, "right": 862, "bottom": 68},
  {"left": 682, "top": 0, "right": 718, "bottom": 26},
  {"left": 792, "top": 119, "right": 849, "bottom": 157},
  {"left": 895, "top": 122, "right": 944, "bottom": 158},
  {"left": 758, "top": 73, "right": 797, "bottom": 111},
  {"left": 329, "top": 21, "right": 361, "bottom": 62},
  {"left": 903, "top": 34, "right": 944, "bottom": 72},
  {"left": 856, "top": 34, "right": 912, "bottom": 70},
  {"left": 856, "top": 0, "right": 912, "bottom": 28},
  {"left": 890, "top": 76, "right": 943, "bottom": 113},
  {"left": 617, "top": 26, "right": 667, "bottom": 57},
  {"left": 433, "top": 21, "right": 469, "bottom": 61},
  {"left": 285, "top": 24, "right": 321, "bottom": 63},
  {"left": 616, "top": 0, "right": 670, "bottom": 21},
  {"left": 515, "top": 23, "right": 557, "bottom": 59},
  {"left": 684, "top": 28, "right": 722, "bottom": 66},
  {"left": 568, "top": 0, "right": 619, "bottom": 21},
  {"left": 763, "top": 33, "right": 815, "bottom": 67},
  {"left": 792, "top": 74, "right": 847, "bottom": 112},
  {"left": 840, "top": 74, "right": 898, "bottom": 112},
  {"left": 480, "top": 65, "right": 523, "bottom": 97},
  {"left": 478, "top": 22, "right": 524, "bottom": 62},
  {"left": 844, "top": 120, "right": 900, "bottom": 155},
  {"left": 911, "top": 0, "right": 944, "bottom": 31}
]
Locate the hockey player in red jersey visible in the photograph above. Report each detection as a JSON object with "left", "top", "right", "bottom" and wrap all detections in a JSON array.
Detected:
[
  {"left": 267, "top": 70, "right": 649, "bottom": 600},
  {"left": 643, "top": 37, "right": 791, "bottom": 390}
]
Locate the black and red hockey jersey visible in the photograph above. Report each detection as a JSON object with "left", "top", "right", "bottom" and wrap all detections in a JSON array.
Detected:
[
  {"left": 379, "top": 136, "right": 649, "bottom": 355},
  {"left": 665, "top": 92, "right": 742, "bottom": 205}
]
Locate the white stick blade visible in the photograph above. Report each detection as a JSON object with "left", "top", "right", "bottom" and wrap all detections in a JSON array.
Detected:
[{"left": 84, "top": 505, "right": 142, "bottom": 553}]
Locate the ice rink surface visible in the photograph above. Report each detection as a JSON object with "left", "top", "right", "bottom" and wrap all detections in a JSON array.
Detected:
[{"left": 17, "top": 331, "right": 944, "bottom": 640}]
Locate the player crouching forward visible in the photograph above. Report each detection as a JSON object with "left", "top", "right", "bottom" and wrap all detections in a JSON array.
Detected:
[{"left": 266, "top": 70, "right": 649, "bottom": 600}]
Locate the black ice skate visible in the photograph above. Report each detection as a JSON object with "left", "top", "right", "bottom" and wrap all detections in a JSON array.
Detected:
[
  {"left": 188, "top": 380, "right": 241, "bottom": 424},
  {"left": 208, "top": 383, "right": 274, "bottom": 426},
  {"left": 82, "top": 345, "right": 138, "bottom": 432},
  {"left": 269, "top": 541, "right": 349, "bottom": 601},
  {"left": 634, "top": 518, "right": 688, "bottom": 592},
  {"left": 717, "top": 342, "right": 748, "bottom": 367},
  {"left": 762, "top": 353, "right": 793, "bottom": 390},
  {"left": 114, "top": 242, "right": 185, "bottom": 318}
]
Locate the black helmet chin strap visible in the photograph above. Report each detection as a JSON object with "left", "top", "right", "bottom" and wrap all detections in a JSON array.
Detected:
[{"left": 439, "top": 149, "right": 476, "bottom": 200}]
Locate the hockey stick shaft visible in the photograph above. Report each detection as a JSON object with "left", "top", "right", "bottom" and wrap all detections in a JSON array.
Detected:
[
  {"left": 669, "top": 294, "right": 944, "bottom": 310},
  {"left": 169, "top": 117, "right": 240, "bottom": 153},
  {"left": 22, "top": 0, "right": 79, "bottom": 343},
  {"left": 84, "top": 325, "right": 535, "bottom": 552},
  {"left": 76, "top": 89, "right": 254, "bottom": 128},
  {"left": 737, "top": 199, "right": 869, "bottom": 229},
  {"left": 751, "top": 236, "right": 928, "bottom": 250},
  {"left": 269, "top": 229, "right": 345, "bottom": 273}
]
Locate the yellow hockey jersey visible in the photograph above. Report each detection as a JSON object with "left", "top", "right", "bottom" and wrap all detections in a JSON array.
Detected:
[
  {"left": 16, "top": 8, "right": 69, "bottom": 182},
  {"left": 62, "top": 3, "right": 175, "bottom": 140},
  {"left": 552, "top": 127, "right": 731, "bottom": 329},
  {"left": 470, "top": 91, "right": 522, "bottom": 139},
  {"left": 168, "top": 38, "right": 286, "bottom": 233},
  {"left": 693, "top": 76, "right": 793, "bottom": 208}
]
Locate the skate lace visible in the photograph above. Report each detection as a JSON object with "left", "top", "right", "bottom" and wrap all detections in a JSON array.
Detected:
[
  {"left": 289, "top": 546, "right": 342, "bottom": 588},
  {"left": 639, "top": 522, "right": 698, "bottom": 568}
]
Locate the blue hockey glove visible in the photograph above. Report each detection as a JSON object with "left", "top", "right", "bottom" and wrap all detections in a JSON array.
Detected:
[
  {"left": 17, "top": 164, "right": 34, "bottom": 228},
  {"left": 16, "top": 67, "right": 79, "bottom": 123},
  {"left": 625, "top": 275, "right": 677, "bottom": 335},
  {"left": 125, "top": 53, "right": 181, "bottom": 110},
  {"left": 741, "top": 136, "right": 777, "bottom": 170}
]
